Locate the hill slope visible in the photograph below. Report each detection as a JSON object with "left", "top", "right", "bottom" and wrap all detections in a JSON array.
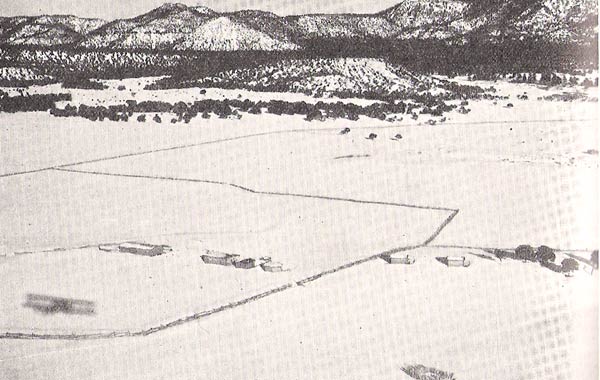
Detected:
[
  {"left": 80, "top": 3, "right": 298, "bottom": 51},
  {"left": 0, "top": 15, "right": 105, "bottom": 46},
  {"left": 0, "top": 1, "right": 597, "bottom": 49}
]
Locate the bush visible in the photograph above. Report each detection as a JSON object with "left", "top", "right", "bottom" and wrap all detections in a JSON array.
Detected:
[
  {"left": 305, "top": 109, "right": 324, "bottom": 122},
  {"left": 1, "top": 92, "right": 72, "bottom": 113},
  {"left": 62, "top": 77, "right": 107, "bottom": 90},
  {"left": 402, "top": 364, "right": 456, "bottom": 380},
  {"left": 172, "top": 101, "right": 188, "bottom": 118},
  {"left": 492, "top": 249, "right": 514, "bottom": 260},
  {"left": 536, "top": 245, "right": 556, "bottom": 263},
  {"left": 137, "top": 114, "right": 146, "bottom": 122},
  {"left": 515, "top": 245, "right": 536, "bottom": 261},
  {"left": 561, "top": 258, "right": 579, "bottom": 273},
  {"left": 153, "top": 114, "right": 162, "bottom": 123}
]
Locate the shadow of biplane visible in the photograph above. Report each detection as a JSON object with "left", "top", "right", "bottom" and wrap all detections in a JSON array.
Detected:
[{"left": 23, "top": 294, "right": 95, "bottom": 315}]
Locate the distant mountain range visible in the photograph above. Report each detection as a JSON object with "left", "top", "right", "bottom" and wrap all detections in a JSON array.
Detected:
[{"left": 0, "top": 0, "right": 597, "bottom": 51}]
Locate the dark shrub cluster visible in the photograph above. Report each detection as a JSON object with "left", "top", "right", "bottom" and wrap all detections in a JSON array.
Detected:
[
  {"left": 62, "top": 77, "right": 107, "bottom": 90},
  {"left": 493, "top": 245, "right": 583, "bottom": 274},
  {"left": 401, "top": 364, "right": 456, "bottom": 380},
  {"left": 0, "top": 90, "right": 71, "bottom": 113},
  {"left": 48, "top": 98, "right": 421, "bottom": 123}
]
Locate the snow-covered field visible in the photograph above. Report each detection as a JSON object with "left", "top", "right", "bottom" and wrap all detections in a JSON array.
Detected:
[
  {"left": 0, "top": 247, "right": 596, "bottom": 380},
  {"left": 0, "top": 167, "right": 450, "bottom": 333},
  {"left": 0, "top": 78, "right": 598, "bottom": 380},
  {"left": 1, "top": 75, "right": 384, "bottom": 108}
]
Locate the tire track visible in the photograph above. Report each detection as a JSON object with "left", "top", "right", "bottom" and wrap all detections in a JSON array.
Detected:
[
  {"left": 1, "top": 117, "right": 595, "bottom": 179},
  {"left": 53, "top": 167, "right": 457, "bottom": 212}
]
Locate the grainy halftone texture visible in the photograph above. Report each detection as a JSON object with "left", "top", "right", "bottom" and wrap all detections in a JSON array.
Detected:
[{"left": 0, "top": 1, "right": 598, "bottom": 380}]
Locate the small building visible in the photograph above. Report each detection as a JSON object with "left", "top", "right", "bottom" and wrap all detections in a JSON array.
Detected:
[
  {"left": 261, "top": 261, "right": 284, "bottom": 273},
  {"left": 382, "top": 253, "right": 415, "bottom": 265},
  {"left": 99, "top": 244, "right": 119, "bottom": 252},
  {"left": 118, "top": 242, "right": 170, "bottom": 257},
  {"left": 202, "top": 250, "right": 240, "bottom": 266},
  {"left": 233, "top": 258, "right": 256, "bottom": 269},
  {"left": 446, "top": 256, "right": 471, "bottom": 267}
]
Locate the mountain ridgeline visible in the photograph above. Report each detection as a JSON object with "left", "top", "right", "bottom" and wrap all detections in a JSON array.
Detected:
[
  {"left": 1, "top": 1, "right": 597, "bottom": 50},
  {"left": 0, "top": 1, "right": 597, "bottom": 78}
]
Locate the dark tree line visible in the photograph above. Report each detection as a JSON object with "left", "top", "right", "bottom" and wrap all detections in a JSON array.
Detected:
[
  {"left": 49, "top": 98, "right": 421, "bottom": 123},
  {"left": 0, "top": 90, "right": 71, "bottom": 113},
  {"left": 1, "top": 35, "right": 597, "bottom": 83}
]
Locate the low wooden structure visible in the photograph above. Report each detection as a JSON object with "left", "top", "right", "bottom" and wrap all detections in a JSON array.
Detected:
[
  {"left": 202, "top": 250, "right": 240, "bottom": 266},
  {"left": 118, "top": 242, "right": 170, "bottom": 257},
  {"left": 446, "top": 256, "right": 471, "bottom": 267},
  {"left": 261, "top": 261, "right": 284, "bottom": 272},
  {"left": 382, "top": 253, "right": 415, "bottom": 265},
  {"left": 98, "top": 244, "right": 119, "bottom": 252},
  {"left": 233, "top": 258, "right": 256, "bottom": 269}
]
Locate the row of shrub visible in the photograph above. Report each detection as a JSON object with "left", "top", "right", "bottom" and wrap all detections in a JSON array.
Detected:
[
  {"left": 150, "top": 75, "right": 497, "bottom": 107},
  {"left": 508, "top": 72, "right": 598, "bottom": 87},
  {"left": 492, "top": 245, "right": 581, "bottom": 273},
  {"left": 48, "top": 98, "right": 447, "bottom": 123},
  {"left": 62, "top": 77, "right": 107, "bottom": 90},
  {"left": 0, "top": 90, "right": 71, "bottom": 113}
]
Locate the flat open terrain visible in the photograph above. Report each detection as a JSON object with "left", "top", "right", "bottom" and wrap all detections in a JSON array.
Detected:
[
  {"left": 0, "top": 78, "right": 598, "bottom": 380},
  {"left": 0, "top": 169, "right": 451, "bottom": 333},
  {"left": 0, "top": 247, "right": 596, "bottom": 380},
  {"left": 70, "top": 116, "right": 598, "bottom": 250}
]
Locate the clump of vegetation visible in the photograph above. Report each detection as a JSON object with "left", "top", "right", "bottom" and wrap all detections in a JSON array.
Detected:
[
  {"left": 402, "top": 364, "right": 456, "bottom": 380},
  {"left": 48, "top": 97, "right": 417, "bottom": 123},
  {"left": 493, "top": 245, "right": 585, "bottom": 275},
  {"left": 0, "top": 90, "right": 71, "bottom": 113},
  {"left": 539, "top": 92, "right": 593, "bottom": 102},
  {"left": 561, "top": 258, "right": 579, "bottom": 273},
  {"left": 62, "top": 77, "right": 107, "bottom": 90},
  {"left": 536, "top": 245, "right": 556, "bottom": 263},
  {"left": 515, "top": 244, "right": 536, "bottom": 261}
]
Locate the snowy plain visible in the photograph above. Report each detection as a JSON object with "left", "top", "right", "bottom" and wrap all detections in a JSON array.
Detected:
[{"left": 0, "top": 77, "right": 598, "bottom": 380}]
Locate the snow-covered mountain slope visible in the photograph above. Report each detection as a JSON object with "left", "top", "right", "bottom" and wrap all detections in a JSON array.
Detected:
[
  {"left": 0, "top": 1, "right": 597, "bottom": 49},
  {"left": 229, "top": 10, "right": 299, "bottom": 43},
  {"left": 176, "top": 16, "right": 298, "bottom": 51},
  {"left": 191, "top": 57, "right": 447, "bottom": 97},
  {"left": 0, "top": 15, "right": 105, "bottom": 46},
  {"left": 380, "top": 0, "right": 597, "bottom": 42},
  {"left": 499, "top": 0, "right": 598, "bottom": 42},
  {"left": 80, "top": 3, "right": 298, "bottom": 51},
  {"left": 288, "top": 14, "right": 399, "bottom": 38}
]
